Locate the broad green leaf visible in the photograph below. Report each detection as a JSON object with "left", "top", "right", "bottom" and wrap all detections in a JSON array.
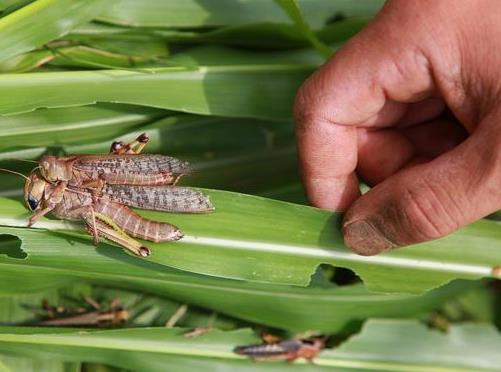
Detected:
[
  {"left": 97, "top": 0, "right": 383, "bottom": 29},
  {"left": 0, "top": 64, "right": 313, "bottom": 119},
  {"left": 0, "top": 218, "right": 470, "bottom": 332},
  {"left": 0, "top": 0, "right": 113, "bottom": 63},
  {"left": 0, "top": 320, "right": 498, "bottom": 371},
  {"left": 0, "top": 190, "right": 500, "bottom": 294}
]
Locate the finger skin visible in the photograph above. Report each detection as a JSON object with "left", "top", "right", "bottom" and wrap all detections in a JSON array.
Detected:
[
  {"left": 294, "top": 1, "right": 440, "bottom": 211},
  {"left": 344, "top": 121, "right": 501, "bottom": 255}
]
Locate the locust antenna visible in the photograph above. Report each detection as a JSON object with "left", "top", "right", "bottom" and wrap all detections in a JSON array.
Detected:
[
  {"left": 29, "top": 166, "right": 41, "bottom": 174},
  {"left": 12, "top": 158, "right": 38, "bottom": 164},
  {"left": 0, "top": 168, "right": 30, "bottom": 181}
]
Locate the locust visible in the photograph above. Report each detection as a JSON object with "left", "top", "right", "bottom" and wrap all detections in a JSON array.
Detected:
[
  {"left": 234, "top": 335, "right": 324, "bottom": 363},
  {"left": 3, "top": 133, "right": 214, "bottom": 257},
  {"left": 36, "top": 296, "right": 128, "bottom": 327}
]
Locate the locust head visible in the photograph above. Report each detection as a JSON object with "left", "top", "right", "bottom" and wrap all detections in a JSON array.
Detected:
[
  {"left": 0, "top": 167, "right": 50, "bottom": 211},
  {"left": 24, "top": 172, "right": 50, "bottom": 211},
  {"left": 39, "top": 155, "right": 73, "bottom": 183}
]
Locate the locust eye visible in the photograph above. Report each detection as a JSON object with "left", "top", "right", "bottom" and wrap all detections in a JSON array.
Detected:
[{"left": 27, "top": 194, "right": 39, "bottom": 211}]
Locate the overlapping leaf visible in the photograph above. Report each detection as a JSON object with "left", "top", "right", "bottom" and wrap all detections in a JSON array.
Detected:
[
  {"left": 0, "top": 221, "right": 472, "bottom": 332},
  {"left": 0, "top": 320, "right": 498, "bottom": 371}
]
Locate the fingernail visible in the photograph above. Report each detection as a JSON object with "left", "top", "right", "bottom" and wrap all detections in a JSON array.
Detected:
[{"left": 343, "top": 219, "right": 394, "bottom": 256}]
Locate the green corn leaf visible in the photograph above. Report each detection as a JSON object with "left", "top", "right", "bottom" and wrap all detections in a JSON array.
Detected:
[
  {"left": 0, "top": 320, "right": 498, "bottom": 371},
  {"left": 97, "top": 0, "right": 383, "bottom": 29},
  {"left": 0, "top": 219, "right": 471, "bottom": 332},
  {"left": 0, "top": 190, "right": 500, "bottom": 294},
  {"left": 0, "top": 0, "right": 114, "bottom": 63},
  {"left": 0, "top": 64, "right": 313, "bottom": 119}
]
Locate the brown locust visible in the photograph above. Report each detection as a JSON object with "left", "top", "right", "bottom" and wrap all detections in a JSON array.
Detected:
[
  {"left": 4, "top": 133, "right": 214, "bottom": 257},
  {"left": 36, "top": 296, "right": 128, "bottom": 327},
  {"left": 234, "top": 335, "right": 324, "bottom": 363}
]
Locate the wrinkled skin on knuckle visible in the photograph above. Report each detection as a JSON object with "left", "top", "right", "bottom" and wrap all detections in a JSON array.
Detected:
[{"left": 399, "top": 183, "right": 459, "bottom": 242}]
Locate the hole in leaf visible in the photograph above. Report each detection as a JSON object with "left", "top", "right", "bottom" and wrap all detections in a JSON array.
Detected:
[
  {"left": 330, "top": 266, "right": 360, "bottom": 286},
  {"left": 309, "top": 264, "right": 361, "bottom": 287},
  {"left": 0, "top": 234, "right": 27, "bottom": 259}
]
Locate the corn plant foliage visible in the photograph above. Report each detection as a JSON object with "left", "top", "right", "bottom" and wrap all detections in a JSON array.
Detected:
[
  {"left": 97, "top": 0, "right": 383, "bottom": 29},
  {"left": 0, "top": 191, "right": 501, "bottom": 295},
  {"left": 0, "top": 64, "right": 313, "bottom": 120},
  {"left": 0, "top": 1, "right": 500, "bottom": 369},
  {"left": 0, "top": 228, "right": 474, "bottom": 332},
  {"left": 0, "top": 110, "right": 298, "bottom": 197},
  {"left": 0, "top": 221, "right": 474, "bottom": 333},
  {"left": 0, "top": 320, "right": 498, "bottom": 371}
]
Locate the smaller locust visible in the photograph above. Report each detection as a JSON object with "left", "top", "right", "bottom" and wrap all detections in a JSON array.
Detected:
[
  {"left": 234, "top": 335, "right": 324, "bottom": 363},
  {"left": 37, "top": 296, "right": 128, "bottom": 327}
]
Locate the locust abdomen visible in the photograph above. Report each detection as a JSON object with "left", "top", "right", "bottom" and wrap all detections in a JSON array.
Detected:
[{"left": 95, "top": 199, "right": 182, "bottom": 242}]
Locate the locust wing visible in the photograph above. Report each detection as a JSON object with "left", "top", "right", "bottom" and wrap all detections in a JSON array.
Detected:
[
  {"left": 73, "top": 154, "right": 191, "bottom": 186},
  {"left": 102, "top": 184, "right": 214, "bottom": 213},
  {"left": 234, "top": 340, "right": 301, "bottom": 357}
]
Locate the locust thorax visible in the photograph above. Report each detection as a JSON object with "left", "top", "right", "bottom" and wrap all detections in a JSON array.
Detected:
[
  {"left": 39, "top": 155, "right": 73, "bottom": 183},
  {"left": 24, "top": 173, "right": 50, "bottom": 211}
]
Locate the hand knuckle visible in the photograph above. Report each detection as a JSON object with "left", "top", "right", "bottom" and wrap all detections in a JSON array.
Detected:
[{"left": 401, "top": 183, "right": 458, "bottom": 241}]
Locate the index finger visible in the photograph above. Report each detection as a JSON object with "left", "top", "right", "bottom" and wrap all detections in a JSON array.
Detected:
[{"left": 294, "top": 9, "right": 436, "bottom": 210}]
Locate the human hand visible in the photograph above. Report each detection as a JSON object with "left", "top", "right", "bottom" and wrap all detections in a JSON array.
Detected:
[{"left": 294, "top": 0, "right": 501, "bottom": 255}]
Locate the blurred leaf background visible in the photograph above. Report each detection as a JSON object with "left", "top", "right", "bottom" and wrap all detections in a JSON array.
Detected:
[{"left": 0, "top": 0, "right": 500, "bottom": 370}]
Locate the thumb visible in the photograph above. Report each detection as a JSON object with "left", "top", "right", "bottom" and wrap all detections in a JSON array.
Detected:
[{"left": 343, "top": 120, "right": 501, "bottom": 255}]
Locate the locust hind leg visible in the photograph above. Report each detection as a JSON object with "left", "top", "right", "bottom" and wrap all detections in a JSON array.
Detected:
[
  {"left": 86, "top": 214, "right": 151, "bottom": 257},
  {"left": 84, "top": 296, "right": 101, "bottom": 310},
  {"left": 110, "top": 133, "right": 149, "bottom": 155}
]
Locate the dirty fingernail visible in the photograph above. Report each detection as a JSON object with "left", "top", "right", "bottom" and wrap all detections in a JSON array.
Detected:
[{"left": 343, "top": 219, "right": 394, "bottom": 256}]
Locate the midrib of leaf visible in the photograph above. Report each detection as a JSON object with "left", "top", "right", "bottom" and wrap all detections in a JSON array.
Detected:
[
  {"left": 180, "top": 234, "right": 492, "bottom": 277},
  {"left": 3, "top": 215, "right": 495, "bottom": 284}
]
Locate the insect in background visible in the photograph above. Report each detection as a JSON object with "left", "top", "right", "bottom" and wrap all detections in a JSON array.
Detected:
[
  {"left": 2, "top": 133, "right": 214, "bottom": 256},
  {"left": 35, "top": 296, "right": 128, "bottom": 327},
  {"left": 234, "top": 334, "right": 325, "bottom": 363}
]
